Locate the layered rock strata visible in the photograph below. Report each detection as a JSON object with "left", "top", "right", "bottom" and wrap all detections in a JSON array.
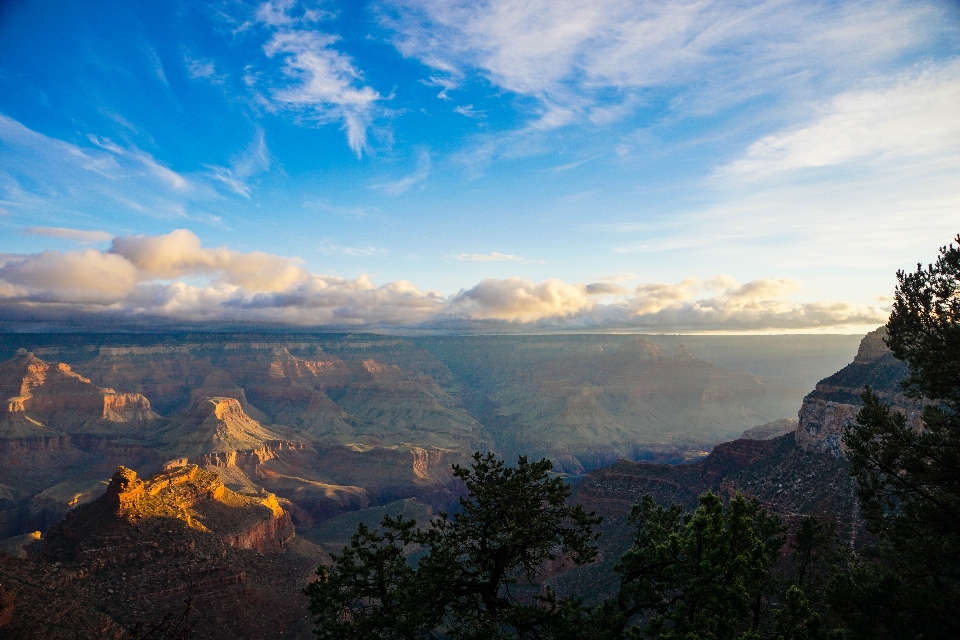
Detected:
[
  {"left": 796, "top": 327, "right": 923, "bottom": 456},
  {"left": 0, "top": 350, "right": 158, "bottom": 437}
]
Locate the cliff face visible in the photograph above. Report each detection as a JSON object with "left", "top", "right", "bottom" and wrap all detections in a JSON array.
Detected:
[
  {"left": 795, "top": 327, "right": 922, "bottom": 456},
  {"left": 549, "top": 335, "right": 899, "bottom": 601}
]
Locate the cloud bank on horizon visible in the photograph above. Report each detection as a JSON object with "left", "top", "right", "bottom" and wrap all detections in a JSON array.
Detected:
[
  {"left": 0, "top": 229, "right": 888, "bottom": 331},
  {"left": 0, "top": 0, "right": 956, "bottom": 332}
]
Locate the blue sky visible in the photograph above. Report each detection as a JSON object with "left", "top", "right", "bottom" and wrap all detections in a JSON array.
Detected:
[{"left": 0, "top": 0, "right": 957, "bottom": 331}]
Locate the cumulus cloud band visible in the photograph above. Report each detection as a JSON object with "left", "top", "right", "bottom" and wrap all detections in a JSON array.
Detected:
[{"left": 0, "top": 229, "right": 888, "bottom": 331}]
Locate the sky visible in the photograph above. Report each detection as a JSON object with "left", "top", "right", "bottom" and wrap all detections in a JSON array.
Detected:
[{"left": 0, "top": 0, "right": 957, "bottom": 332}]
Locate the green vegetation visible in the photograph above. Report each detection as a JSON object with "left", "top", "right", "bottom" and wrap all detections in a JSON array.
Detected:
[
  {"left": 304, "top": 453, "right": 601, "bottom": 639},
  {"left": 601, "top": 492, "right": 787, "bottom": 639},
  {"left": 307, "top": 236, "right": 960, "bottom": 640},
  {"left": 305, "top": 452, "right": 839, "bottom": 639},
  {"left": 837, "top": 235, "right": 960, "bottom": 639}
]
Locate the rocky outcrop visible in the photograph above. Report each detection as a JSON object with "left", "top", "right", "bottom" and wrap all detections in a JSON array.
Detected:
[
  {"left": 193, "top": 440, "right": 466, "bottom": 525},
  {"left": 1, "top": 462, "right": 326, "bottom": 639},
  {"left": 0, "top": 350, "right": 159, "bottom": 437},
  {"left": 221, "top": 493, "right": 295, "bottom": 553},
  {"left": 105, "top": 465, "right": 145, "bottom": 508},
  {"left": 795, "top": 327, "right": 923, "bottom": 456},
  {"left": 795, "top": 400, "right": 862, "bottom": 455},
  {"left": 50, "top": 465, "right": 296, "bottom": 558},
  {"left": 157, "top": 397, "right": 288, "bottom": 458}
]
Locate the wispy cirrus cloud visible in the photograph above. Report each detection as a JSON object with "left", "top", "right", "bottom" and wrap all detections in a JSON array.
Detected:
[
  {"left": 204, "top": 128, "right": 271, "bottom": 198},
  {"left": 318, "top": 240, "right": 388, "bottom": 257},
  {"left": 246, "top": 1, "right": 382, "bottom": 157},
  {"left": 23, "top": 227, "right": 113, "bottom": 244},
  {"left": 87, "top": 135, "right": 190, "bottom": 190},
  {"left": 184, "top": 54, "right": 227, "bottom": 85},
  {"left": 373, "top": 149, "right": 431, "bottom": 195},
  {"left": 0, "top": 115, "right": 275, "bottom": 228},
  {"left": 453, "top": 104, "right": 483, "bottom": 118},
  {"left": 446, "top": 252, "right": 541, "bottom": 264},
  {"left": 724, "top": 60, "right": 960, "bottom": 177},
  {"left": 380, "top": 0, "right": 945, "bottom": 129}
]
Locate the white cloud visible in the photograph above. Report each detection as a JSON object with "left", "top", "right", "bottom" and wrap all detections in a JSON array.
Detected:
[
  {"left": 726, "top": 61, "right": 960, "bottom": 176},
  {"left": 422, "top": 75, "right": 459, "bottom": 99},
  {"left": 263, "top": 29, "right": 381, "bottom": 157},
  {"left": 447, "top": 252, "right": 527, "bottom": 263},
  {"left": 609, "top": 275, "right": 887, "bottom": 331},
  {"left": 453, "top": 277, "right": 593, "bottom": 322},
  {"left": 23, "top": 227, "right": 113, "bottom": 244},
  {"left": 204, "top": 128, "right": 271, "bottom": 198},
  {"left": 373, "top": 149, "right": 431, "bottom": 195},
  {"left": 0, "top": 230, "right": 889, "bottom": 331},
  {"left": 318, "top": 240, "right": 387, "bottom": 257},
  {"left": 0, "top": 230, "right": 442, "bottom": 326},
  {"left": 380, "top": 0, "right": 943, "bottom": 128},
  {"left": 0, "top": 249, "right": 139, "bottom": 303},
  {"left": 110, "top": 229, "right": 307, "bottom": 292},
  {"left": 453, "top": 104, "right": 483, "bottom": 118}
]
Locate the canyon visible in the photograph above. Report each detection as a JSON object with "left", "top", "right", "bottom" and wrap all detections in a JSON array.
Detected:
[
  {"left": 0, "top": 332, "right": 861, "bottom": 541},
  {"left": 0, "top": 330, "right": 877, "bottom": 637}
]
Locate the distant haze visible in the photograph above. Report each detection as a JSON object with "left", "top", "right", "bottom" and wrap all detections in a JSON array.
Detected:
[{"left": 0, "top": 331, "right": 863, "bottom": 472}]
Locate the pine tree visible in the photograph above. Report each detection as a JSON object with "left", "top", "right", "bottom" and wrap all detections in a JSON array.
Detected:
[
  {"left": 304, "top": 453, "right": 601, "bottom": 640},
  {"left": 839, "top": 234, "right": 960, "bottom": 639},
  {"left": 608, "top": 491, "right": 785, "bottom": 640}
]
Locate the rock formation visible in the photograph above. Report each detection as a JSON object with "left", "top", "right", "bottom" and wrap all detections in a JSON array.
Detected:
[
  {"left": 47, "top": 465, "right": 296, "bottom": 556},
  {"left": 71, "top": 341, "right": 487, "bottom": 452},
  {"left": 156, "top": 396, "right": 288, "bottom": 458},
  {"left": 0, "top": 464, "right": 323, "bottom": 639},
  {"left": 0, "top": 350, "right": 158, "bottom": 438},
  {"left": 795, "top": 327, "right": 922, "bottom": 456},
  {"left": 553, "top": 433, "right": 861, "bottom": 602},
  {"left": 194, "top": 439, "right": 467, "bottom": 525},
  {"left": 0, "top": 332, "right": 862, "bottom": 545}
]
